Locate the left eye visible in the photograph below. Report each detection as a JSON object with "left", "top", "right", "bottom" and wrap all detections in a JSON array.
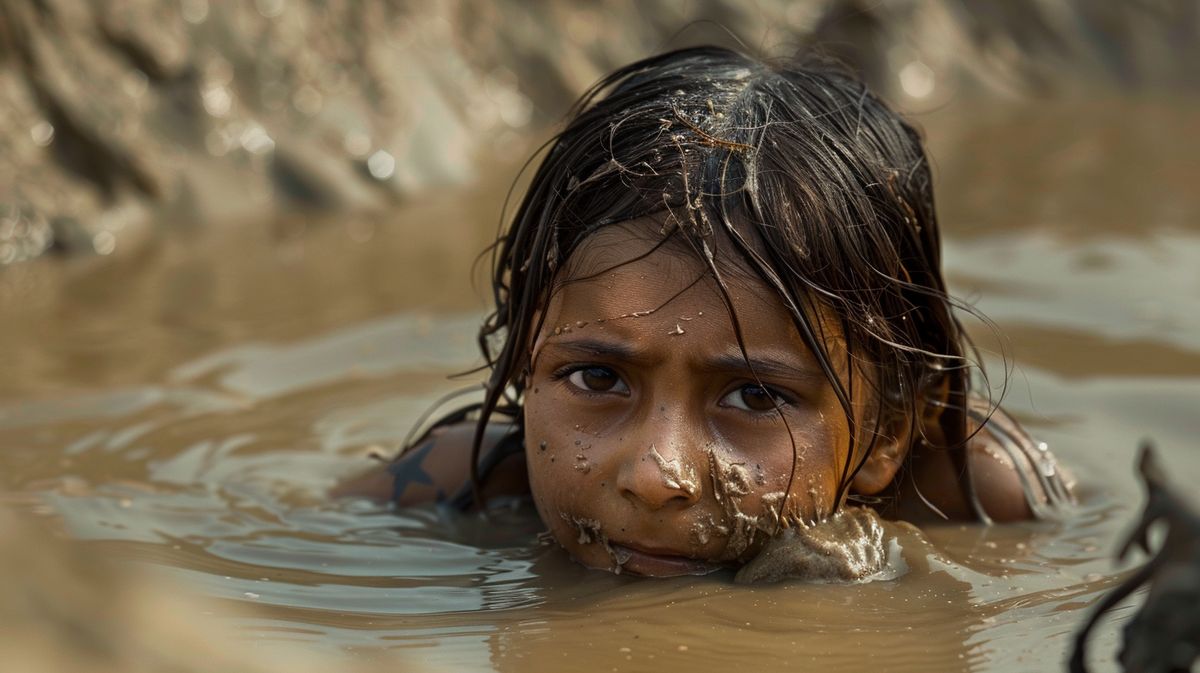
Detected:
[
  {"left": 721, "top": 384, "right": 789, "bottom": 412},
  {"left": 566, "top": 366, "right": 629, "bottom": 394}
]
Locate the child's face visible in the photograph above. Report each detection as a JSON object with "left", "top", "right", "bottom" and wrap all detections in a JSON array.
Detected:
[{"left": 523, "top": 224, "right": 861, "bottom": 577}]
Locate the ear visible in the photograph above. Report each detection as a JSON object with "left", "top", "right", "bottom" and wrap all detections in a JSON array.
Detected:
[{"left": 850, "top": 412, "right": 914, "bottom": 496}]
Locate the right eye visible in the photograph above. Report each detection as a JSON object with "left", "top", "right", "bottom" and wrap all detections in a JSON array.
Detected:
[{"left": 566, "top": 366, "right": 629, "bottom": 394}]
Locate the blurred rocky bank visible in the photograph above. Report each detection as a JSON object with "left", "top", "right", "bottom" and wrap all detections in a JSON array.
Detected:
[{"left": 1, "top": 0, "right": 1196, "bottom": 266}]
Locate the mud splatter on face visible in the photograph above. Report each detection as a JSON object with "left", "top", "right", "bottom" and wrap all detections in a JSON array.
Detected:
[
  {"left": 689, "top": 513, "right": 730, "bottom": 547},
  {"left": 574, "top": 453, "right": 591, "bottom": 474},
  {"left": 706, "top": 448, "right": 784, "bottom": 560},
  {"left": 563, "top": 513, "right": 603, "bottom": 545},
  {"left": 648, "top": 445, "right": 698, "bottom": 496},
  {"left": 560, "top": 513, "right": 629, "bottom": 574},
  {"left": 757, "top": 491, "right": 786, "bottom": 529},
  {"left": 523, "top": 225, "right": 860, "bottom": 577}
]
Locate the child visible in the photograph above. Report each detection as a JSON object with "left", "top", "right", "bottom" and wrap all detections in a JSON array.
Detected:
[{"left": 338, "top": 46, "right": 1073, "bottom": 577}]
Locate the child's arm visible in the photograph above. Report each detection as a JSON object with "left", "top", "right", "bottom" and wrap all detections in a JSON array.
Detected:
[{"left": 331, "top": 422, "right": 529, "bottom": 506}]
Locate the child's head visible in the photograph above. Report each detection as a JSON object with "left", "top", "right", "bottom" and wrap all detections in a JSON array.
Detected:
[{"left": 475, "top": 46, "right": 976, "bottom": 575}]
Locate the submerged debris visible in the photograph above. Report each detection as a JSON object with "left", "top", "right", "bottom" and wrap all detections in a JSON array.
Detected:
[{"left": 1069, "top": 443, "right": 1200, "bottom": 673}]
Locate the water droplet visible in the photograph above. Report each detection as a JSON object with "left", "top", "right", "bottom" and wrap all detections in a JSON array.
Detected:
[
  {"left": 498, "top": 91, "right": 533, "bottom": 128},
  {"left": 239, "top": 124, "right": 275, "bottom": 155},
  {"left": 366, "top": 150, "right": 395, "bottom": 180},
  {"left": 899, "top": 61, "right": 935, "bottom": 99},
  {"left": 92, "top": 231, "right": 116, "bottom": 256},
  {"left": 202, "top": 84, "right": 232, "bottom": 117},
  {"left": 30, "top": 121, "right": 54, "bottom": 147}
]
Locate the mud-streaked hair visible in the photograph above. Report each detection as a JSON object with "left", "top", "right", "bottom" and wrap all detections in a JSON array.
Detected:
[{"left": 438, "top": 46, "right": 994, "bottom": 520}]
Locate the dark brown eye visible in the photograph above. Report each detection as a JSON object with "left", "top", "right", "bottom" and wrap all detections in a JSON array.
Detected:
[
  {"left": 723, "top": 384, "right": 785, "bottom": 412},
  {"left": 567, "top": 367, "right": 627, "bottom": 394}
]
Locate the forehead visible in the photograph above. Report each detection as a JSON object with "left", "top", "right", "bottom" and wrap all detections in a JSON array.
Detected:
[
  {"left": 540, "top": 224, "right": 815, "bottom": 355},
  {"left": 562, "top": 219, "right": 757, "bottom": 283}
]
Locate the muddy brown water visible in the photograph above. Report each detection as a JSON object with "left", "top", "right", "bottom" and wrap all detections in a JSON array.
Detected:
[{"left": 2, "top": 97, "right": 1198, "bottom": 672}]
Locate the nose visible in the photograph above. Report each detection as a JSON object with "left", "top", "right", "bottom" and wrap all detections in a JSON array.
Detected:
[{"left": 615, "top": 439, "right": 703, "bottom": 511}]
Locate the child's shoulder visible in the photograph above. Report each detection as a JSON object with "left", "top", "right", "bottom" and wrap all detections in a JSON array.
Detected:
[
  {"left": 331, "top": 419, "right": 528, "bottom": 507},
  {"left": 966, "top": 403, "right": 1076, "bottom": 521},
  {"left": 898, "top": 402, "right": 1075, "bottom": 523}
]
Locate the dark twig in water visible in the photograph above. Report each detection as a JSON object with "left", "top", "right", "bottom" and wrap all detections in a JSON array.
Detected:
[{"left": 1069, "top": 442, "right": 1200, "bottom": 673}]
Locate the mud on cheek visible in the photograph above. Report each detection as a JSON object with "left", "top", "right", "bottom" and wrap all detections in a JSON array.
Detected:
[
  {"left": 526, "top": 458, "right": 624, "bottom": 570},
  {"left": 702, "top": 448, "right": 906, "bottom": 585},
  {"left": 558, "top": 513, "right": 634, "bottom": 572},
  {"left": 702, "top": 446, "right": 836, "bottom": 563}
]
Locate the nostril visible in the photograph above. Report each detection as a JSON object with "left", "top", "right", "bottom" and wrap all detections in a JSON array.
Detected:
[{"left": 666, "top": 492, "right": 694, "bottom": 506}]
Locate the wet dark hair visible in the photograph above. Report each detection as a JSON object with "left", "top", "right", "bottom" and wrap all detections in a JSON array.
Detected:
[{"left": 432, "top": 46, "right": 997, "bottom": 520}]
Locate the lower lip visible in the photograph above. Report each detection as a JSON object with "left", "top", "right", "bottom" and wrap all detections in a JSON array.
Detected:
[{"left": 611, "top": 544, "right": 723, "bottom": 577}]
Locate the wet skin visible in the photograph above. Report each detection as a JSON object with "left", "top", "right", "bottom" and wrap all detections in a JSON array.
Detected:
[
  {"left": 334, "top": 229, "right": 1066, "bottom": 573},
  {"left": 523, "top": 227, "right": 895, "bottom": 576}
]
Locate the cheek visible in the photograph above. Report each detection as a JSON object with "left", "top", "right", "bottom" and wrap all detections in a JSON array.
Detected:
[
  {"left": 719, "top": 410, "right": 848, "bottom": 519},
  {"left": 522, "top": 395, "right": 596, "bottom": 520},
  {"left": 523, "top": 398, "right": 621, "bottom": 569}
]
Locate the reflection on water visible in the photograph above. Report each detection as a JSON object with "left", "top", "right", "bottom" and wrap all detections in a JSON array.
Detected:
[{"left": 2, "top": 97, "right": 1199, "bottom": 672}]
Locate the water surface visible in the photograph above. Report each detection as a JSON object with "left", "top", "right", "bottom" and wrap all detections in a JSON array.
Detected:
[{"left": 2, "top": 97, "right": 1198, "bottom": 672}]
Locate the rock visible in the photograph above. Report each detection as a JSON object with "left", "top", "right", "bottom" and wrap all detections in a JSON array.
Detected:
[{"left": 1, "top": 0, "right": 1196, "bottom": 265}]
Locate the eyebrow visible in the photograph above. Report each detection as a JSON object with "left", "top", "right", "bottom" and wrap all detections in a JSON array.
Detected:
[
  {"left": 542, "top": 338, "right": 641, "bottom": 362},
  {"left": 704, "top": 351, "right": 826, "bottom": 384},
  {"left": 542, "top": 338, "right": 828, "bottom": 384}
]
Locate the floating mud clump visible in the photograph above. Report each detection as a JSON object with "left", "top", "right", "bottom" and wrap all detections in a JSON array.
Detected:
[{"left": 734, "top": 507, "right": 906, "bottom": 584}]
